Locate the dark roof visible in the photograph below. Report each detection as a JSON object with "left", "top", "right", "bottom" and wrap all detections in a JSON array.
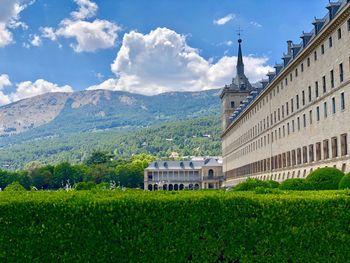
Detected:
[{"left": 146, "top": 158, "right": 222, "bottom": 170}]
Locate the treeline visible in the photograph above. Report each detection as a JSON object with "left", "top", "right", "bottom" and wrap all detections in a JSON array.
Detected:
[
  {"left": 0, "top": 116, "right": 221, "bottom": 170},
  {"left": 0, "top": 152, "right": 155, "bottom": 190}
]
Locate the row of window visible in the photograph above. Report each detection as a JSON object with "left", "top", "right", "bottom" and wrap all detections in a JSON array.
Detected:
[
  {"left": 226, "top": 91, "right": 346, "bottom": 156},
  {"left": 228, "top": 19, "right": 350, "bottom": 144},
  {"left": 226, "top": 133, "right": 348, "bottom": 179}
]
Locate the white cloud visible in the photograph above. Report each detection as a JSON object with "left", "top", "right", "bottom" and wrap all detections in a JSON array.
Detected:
[
  {"left": 250, "top": 21, "right": 263, "bottom": 28},
  {"left": 41, "top": 0, "right": 120, "bottom": 52},
  {"left": 30, "top": 34, "right": 41, "bottom": 46},
  {"left": 40, "top": 27, "right": 56, "bottom": 41},
  {"left": 88, "top": 27, "right": 273, "bottom": 95},
  {"left": 71, "top": 0, "right": 98, "bottom": 20},
  {"left": 56, "top": 19, "right": 120, "bottom": 52},
  {"left": 10, "top": 79, "right": 73, "bottom": 102},
  {"left": 213, "top": 14, "right": 235, "bottom": 26},
  {"left": 0, "top": 74, "right": 12, "bottom": 90},
  {"left": 0, "top": 76, "right": 73, "bottom": 106},
  {"left": 0, "top": 0, "right": 33, "bottom": 48}
]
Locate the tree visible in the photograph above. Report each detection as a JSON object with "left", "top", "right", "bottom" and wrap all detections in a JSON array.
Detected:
[{"left": 85, "top": 151, "right": 112, "bottom": 166}]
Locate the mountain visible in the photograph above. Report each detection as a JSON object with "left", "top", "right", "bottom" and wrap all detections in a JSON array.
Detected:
[
  {"left": 0, "top": 89, "right": 222, "bottom": 169},
  {"left": 0, "top": 89, "right": 221, "bottom": 146}
]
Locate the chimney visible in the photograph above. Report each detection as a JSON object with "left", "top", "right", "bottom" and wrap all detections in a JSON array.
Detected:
[{"left": 287, "top": 40, "right": 293, "bottom": 55}]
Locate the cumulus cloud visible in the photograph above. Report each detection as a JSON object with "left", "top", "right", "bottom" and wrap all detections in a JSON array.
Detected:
[
  {"left": 88, "top": 27, "right": 273, "bottom": 95},
  {"left": 213, "top": 14, "right": 235, "bottom": 26},
  {"left": 41, "top": 0, "right": 120, "bottom": 52},
  {"left": 0, "top": 75, "right": 73, "bottom": 106},
  {"left": 0, "top": 0, "right": 33, "bottom": 47},
  {"left": 10, "top": 79, "right": 73, "bottom": 102}
]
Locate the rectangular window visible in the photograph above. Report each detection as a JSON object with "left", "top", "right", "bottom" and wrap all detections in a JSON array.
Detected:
[
  {"left": 282, "top": 105, "right": 284, "bottom": 118},
  {"left": 291, "top": 98, "right": 294, "bottom": 113},
  {"left": 323, "top": 139, "right": 329, "bottom": 159},
  {"left": 292, "top": 150, "right": 296, "bottom": 166},
  {"left": 230, "top": 101, "right": 235, "bottom": 108},
  {"left": 287, "top": 122, "right": 290, "bottom": 135},
  {"left": 339, "top": 63, "right": 344, "bottom": 83},
  {"left": 303, "top": 114, "right": 306, "bottom": 128},
  {"left": 329, "top": 36, "right": 333, "bottom": 48},
  {"left": 292, "top": 120, "right": 295, "bottom": 132},
  {"left": 290, "top": 73, "right": 292, "bottom": 82},
  {"left": 308, "top": 86, "right": 312, "bottom": 102},
  {"left": 302, "top": 91, "right": 305, "bottom": 105},
  {"left": 309, "top": 144, "right": 314, "bottom": 162},
  {"left": 341, "top": 92, "right": 345, "bottom": 110},
  {"left": 307, "top": 57, "right": 310, "bottom": 67},
  {"left": 348, "top": 19, "right": 350, "bottom": 31},
  {"left": 316, "top": 142, "right": 322, "bottom": 161},
  {"left": 295, "top": 68, "right": 298, "bottom": 77},
  {"left": 303, "top": 146, "right": 308, "bottom": 163},
  {"left": 316, "top": 106, "right": 320, "bottom": 121},
  {"left": 315, "top": 81, "right": 319, "bottom": 98},
  {"left": 297, "top": 117, "right": 300, "bottom": 131},
  {"left": 296, "top": 95, "right": 299, "bottom": 109},
  {"left": 301, "top": 63, "right": 304, "bottom": 72},
  {"left": 314, "top": 51, "right": 317, "bottom": 61},
  {"left": 332, "top": 97, "right": 336, "bottom": 114},
  {"left": 321, "top": 44, "right": 325, "bottom": 54},
  {"left": 324, "top": 102, "right": 328, "bottom": 118},
  {"left": 341, "top": 134, "right": 348, "bottom": 156},
  {"left": 297, "top": 148, "right": 302, "bottom": 164},
  {"left": 332, "top": 137, "right": 338, "bottom": 158},
  {"left": 338, "top": 28, "right": 342, "bottom": 39},
  {"left": 309, "top": 110, "right": 312, "bottom": 125},
  {"left": 286, "top": 102, "right": 289, "bottom": 116},
  {"left": 330, "top": 70, "right": 334, "bottom": 88},
  {"left": 322, "top": 76, "right": 326, "bottom": 93}
]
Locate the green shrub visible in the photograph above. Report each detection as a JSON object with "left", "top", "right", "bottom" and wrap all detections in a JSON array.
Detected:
[
  {"left": 339, "top": 173, "right": 350, "bottom": 189},
  {"left": 234, "top": 178, "right": 279, "bottom": 191},
  {"left": 4, "top": 181, "right": 25, "bottom": 192},
  {"left": 0, "top": 191, "right": 350, "bottom": 262},
  {"left": 279, "top": 178, "right": 311, "bottom": 190},
  {"left": 75, "top": 181, "right": 96, "bottom": 190},
  {"left": 306, "top": 167, "right": 344, "bottom": 190},
  {"left": 266, "top": 180, "right": 280, "bottom": 188}
]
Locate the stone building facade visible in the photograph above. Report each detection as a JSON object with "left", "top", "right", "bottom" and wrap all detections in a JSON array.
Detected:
[
  {"left": 221, "top": 0, "right": 350, "bottom": 186},
  {"left": 144, "top": 158, "right": 224, "bottom": 190}
]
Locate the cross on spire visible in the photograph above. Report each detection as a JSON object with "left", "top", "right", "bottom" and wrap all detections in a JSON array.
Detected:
[{"left": 236, "top": 26, "right": 243, "bottom": 42}]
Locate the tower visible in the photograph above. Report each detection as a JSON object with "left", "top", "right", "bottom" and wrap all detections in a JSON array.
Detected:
[{"left": 220, "top": 36, "right": 253, "bottom": 131}]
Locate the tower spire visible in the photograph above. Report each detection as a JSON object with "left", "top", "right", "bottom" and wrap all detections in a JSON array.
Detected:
[{"left": 236, "top": 27, "right": 244, "bottom": 77}]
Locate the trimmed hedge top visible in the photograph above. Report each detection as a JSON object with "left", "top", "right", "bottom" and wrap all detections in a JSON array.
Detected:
[{"left": 1, "top": 190, "right": 350, "bottom": 262}]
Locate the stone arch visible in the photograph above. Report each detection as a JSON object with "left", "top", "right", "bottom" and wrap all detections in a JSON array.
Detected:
[
  {"left": 154, "top": 184, "right": 158, "bottom": 191},
  {"left": 174, "top": 184, "right": 179, "bottom": 191},
  {"left": 179, "top": 184, "right": 184, "bottom": 190},
  {"left": 148, "top": 184, "right": 153, "bottom": 191},
  {"left": 168, "top": 184, "right": 173, "bottom": 191},
  {"left": 194, "top": 184, "right": 200, "bottom": 190},
  {"left": 189, "top": 184, "right": 194, "bottom": 190},
  {"left": 163, "top": 184, "right": 167, "bottom": 191}
]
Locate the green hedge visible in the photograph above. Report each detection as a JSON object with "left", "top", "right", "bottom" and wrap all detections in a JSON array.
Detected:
[
  {"left": 1, "top": 190, "right": 350, "bottom": 262},
  {"left": 306, "top": 167, "right": 344, "bottom": 190},
  {"left": 234, "top": 178, "right": 279, "bottom": 191},
  {"left": 339, "top": 173, "right": 350, "bottom": 189}
]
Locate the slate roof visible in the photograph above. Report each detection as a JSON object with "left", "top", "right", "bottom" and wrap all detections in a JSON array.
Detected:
[{"left": 146, "top": 158, "right": 222, "bottom": 170}]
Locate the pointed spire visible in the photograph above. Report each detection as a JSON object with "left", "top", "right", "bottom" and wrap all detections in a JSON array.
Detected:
[{"left": 236, "top": 38, "right": 244, "bottom": 76}]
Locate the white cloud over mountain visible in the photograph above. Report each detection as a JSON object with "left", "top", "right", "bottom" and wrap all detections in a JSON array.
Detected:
[
  {"left": 40, "top": 0, "right": 120, "bottom": 52},
  {"left": 88, "top": 27, "right": 273, "bottom": 95},
  {"left": 0, "top": 76, "right": 73, "bottom": 105},
  {"left": 0, "top": 0, "right": 33, "bottom": 47}
]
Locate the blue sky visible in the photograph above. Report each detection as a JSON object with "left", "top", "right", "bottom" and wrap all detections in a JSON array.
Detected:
[{"left": 0, "top": 0, "right": 331, "bottom": 104}]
